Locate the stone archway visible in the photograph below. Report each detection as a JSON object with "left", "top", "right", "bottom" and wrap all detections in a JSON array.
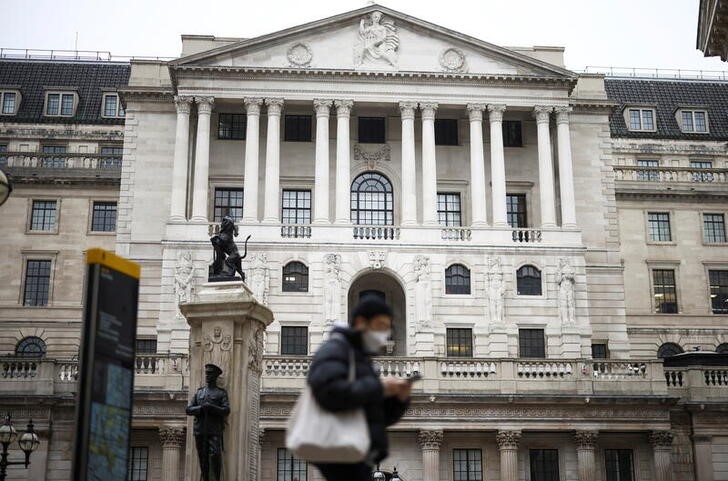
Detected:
[{"left": 347, "top": 271, "right": 406, "bottom": 356}]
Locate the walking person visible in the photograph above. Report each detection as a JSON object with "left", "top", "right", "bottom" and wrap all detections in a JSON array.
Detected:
[{"left": 308, "top": 295, "right": 412, "bottom": 481}]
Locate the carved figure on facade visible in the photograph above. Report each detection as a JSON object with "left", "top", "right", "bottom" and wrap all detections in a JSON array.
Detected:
[
  {"left": 353, "top": 144, "right": 391, "bottom": 170},
  {"left": 486, "top": 256, "right": 506, "bottom": 327},
  {"left": 557, "top": 257, "right": 576, "bottom": 326},
  {"left": 286, "top": 42, "right": 313, "bottom": 67},
  {"left": 413, "top": 255, "right": 433, "bottom": 329},
  {"left": 249, "top": 253, "right": 270, "bottom": 305},
  {"left": 248, "top": 325, "right": 265, "bottom": 374},
  {"left": 439, "top": 47, "right": 467, "bottom": 72},
  {"left": 354, "top": 11, "right": 399, "bottom": 68},
  {"left": 203, "top": 325, "right": 232, "bottom": 388},
  {"left": 368, "top": 250, "right": 386, "bottom": 269},
  {"left": 324, "top": 254, "right": 343, "bottom": 327},
  {"left": 209, "top": 215, "right": 250, "bottom": 282},
  {"left": 175, "top": 250, "right": 195, "bottom": 303}
]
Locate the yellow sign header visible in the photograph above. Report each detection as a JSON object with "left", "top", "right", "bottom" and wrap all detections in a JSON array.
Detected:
[{"left": 86, "top": 248, "right": 141, "bottom": 280}]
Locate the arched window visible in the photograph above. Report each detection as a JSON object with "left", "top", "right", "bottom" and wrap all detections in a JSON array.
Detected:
[
  {"left": 350, "top": 172, "right": 393, "bottom": 225},
  {"left": 445, "top": 264, "right": 471, "bottom": 295},
  {"left": 517, "top": 265, "right": 542, "bottom": 296},
  {"left": 15, "top": 336, "right": 47, "bottom": 358},
  {"left": 716, "top": 343, "right": 728, "bottom": 354},
  {"left": 282, "top": 261, "right": 308, "bottom": 292},
  {"left": 657, "top": 342, "right": 684, "bottom": 359}
]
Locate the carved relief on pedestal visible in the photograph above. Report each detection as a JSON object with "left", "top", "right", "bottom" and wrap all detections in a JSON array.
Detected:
[
  {"left": 324, "top": 254, "right": 343, "bottom": 328},
  {"left": 368, "top": 250, "right": 386, "bottom": 269},
  {"left": 496, "top": 430, "right": 521, "bottom": 450},
  {"left": 439, "top": 47, "right": 467, "bottom": 72},
  {"left": 248, "top": 325, "right": 265, "bottom": 374},
  {"left": 174, "top": 251, "right": 195, "bottom": 318},
  {"left": 354, "top": 11, "right": 399, "bottom": 68},
  {"left": 413, "top": 255, "right": 432, "bottom": 329},
  {"left": 249, "top": 253, "right": 270, "bottom": 305},
  {"left": 557, "top": 258, "right": 576, "bottom": 326},
  {"left": 287, "top": 42, "right": 313, "bottom": 67},
  {"left": 486, "top": 256, "right": 505, "bottom": 329},
  {"left": 202, "top": 325, "right": 233, "bottom": 388}
]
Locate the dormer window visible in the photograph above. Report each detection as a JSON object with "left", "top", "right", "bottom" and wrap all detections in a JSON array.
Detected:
[
  {"left": 626, "top": 107, "right": 656, "bottom": 131},
  {"left": 678, "top": 109, "right": 708, "bottom": 133},
  {"left": 45, "top": 92, "right": 77, "bottom": 117},
  {"left": 102, "top": 93, "right": 125, "bottom": 118},
  {"left": 0, "top": 91, "right": 20, "bottom": 115}
]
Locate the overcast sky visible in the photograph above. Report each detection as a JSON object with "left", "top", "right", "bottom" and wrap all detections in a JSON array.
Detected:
[{"left": 3, "top": 0, "right": 727, "bottom": 73}]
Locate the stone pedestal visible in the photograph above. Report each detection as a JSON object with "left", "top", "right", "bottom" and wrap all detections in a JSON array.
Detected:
[
  {"left": 181, "top": 281, "right": 274, "bottom": 481},
  {"left": 693, "top": 434, "right": 714, "bottom": 481}
]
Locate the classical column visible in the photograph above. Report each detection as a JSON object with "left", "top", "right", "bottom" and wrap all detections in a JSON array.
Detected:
[
  {"left": 170, "top": 96, "right": 193, "bottom": 221},
  {"left": 262, "top": 98, "right": 283, "bottom": 224},
  {"left": 497, "top": 430, "right": 520, "bottom": 481},
  {"left": 420, "top": 102, "right": 439, "bottom": 225},
  {"left": 334, "top": 100, "right": 353, "bottom": 224},
  {"left": 418, "top": 430, "right": 443, "bottom": 481},
  {"left": 190, "top": 96, "right": 214, "bottom": 222},
  {"left": 313, "top": 99, "right": 333, "bottom": 224},
  {"left": 555, "top": 106, "right": 577, "bottom": 229},
  {"left": 467, "top": 103, "right": 487, "bottom": 227},
  {"left": 159, "top": 426, "right": 185, "bottom": 481},
  {"left": 574, "top": 431, "right": 598, "bottom": 481},
  {"left": 243, "top": 98, "right": 263, "bottom": 224},
  {"left": 488, "top": 104, "right": 508, "bottom": 227},
  {"left": 649, "top": 431, "right": 674, "bottom": 481},
  {"left": 534, "top": 106, "right": 557, "bottom": 228},
  {"left": 400, "top": 101, "right": 418, "bottom": 226}
]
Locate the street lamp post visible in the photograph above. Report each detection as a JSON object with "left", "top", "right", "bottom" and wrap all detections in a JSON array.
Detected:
[{"left": 0, "top": 414, "right": 40, "bottom": 481}]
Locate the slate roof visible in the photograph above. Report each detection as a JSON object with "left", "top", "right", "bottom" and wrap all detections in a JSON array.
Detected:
[
  {"left": 0, "top": 59, "right": 130, "bottom": 125},
  {"left": 605, "top": 78, "right": 728, "bottom": 141}
]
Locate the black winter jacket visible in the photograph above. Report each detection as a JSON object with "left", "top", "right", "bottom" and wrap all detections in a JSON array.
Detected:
[{"left": 307, "top": 326, "right": 409, "bottom": 464}]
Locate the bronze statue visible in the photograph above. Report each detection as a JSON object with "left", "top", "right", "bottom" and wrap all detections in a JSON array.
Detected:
[
  {"left": 186, "top": 364, "right": 230, "bottom": 481},
  {"left": 209, "top": 215, "right": 250, "bottom": 281}
]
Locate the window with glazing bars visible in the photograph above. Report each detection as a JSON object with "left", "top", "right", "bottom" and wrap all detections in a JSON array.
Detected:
[
  {"left": 1, "top": 92, "right": 16, "bottom": 114},
  {"left": 435, "top": 118, "right": 458, "bottom": 145},
  {"left": 135, "top": 338, "right": 157, "bottom": 354},
  {"left": 30, "top": 200, "right": 57, "bottom": 231},
  {"left": 350, "top": 172, "right": 393, "bottom": 225},
  {"left": 0, "top": 144, "right": 6, "bottom": 167},
  {"left": 41, "top": 145, "right": 66, "bottom": 168},
  {"left": 284, "top": 115, "right": 312, "bottom": 142},
  {"left": 591, "top": 343, "right": 608, "bottom": 359},
  {"left": 282, "top": 190, "right": 311, "bottom": 225},
  {"left": 503, "top": 120, "right": 523, "bottom": 147},
  {"left": 647, "top": 212, "right": 671, "bottom": 241},
  {"left": 704, "top": 214, "right": 726, "bottom": 243},
  {"left": 452, "top": 449, "right": 482, "bottom": 481},
  {"left": 605, "top": 449, "right": 634, "bottom": 481},
  {"left": 628, "top": 108, "right": 654, "bottom": 131},
  {"left": 277, "top": 448, "right": 307, "bottom": 481},
  {"left": 519, "top": 329, "right": 546, "bottom": 358},
  {"left": 506, "top": 194, "right": 527, "bottom": 227},
  {"left": 282, "top": 261, "right": 309, "bottom": 293},
  {"left": 445, "top": 264, "right": 471, "bottom": 295},
  {"left": 23, "top": 260, "right": 51, "bottom": 306},
  {"left": 530, "top": 449, "right": 560, "bottom": 481},
  {"left": 652, "top": 269, "right": 678, "bottom": 313},
  {"left": 691, "top": 160, "right": 714, "bottom": 182},
  {"left": 100, "top": 146, "right": 123, "bottom": 169},
  {"left": 15, "top": 336, "right": 47, "bottom": 358},
  {"left": 358, "top": 117, "right": 385, "bottom": 143},
  {"left": 127, "top": 447, "right": 149, "bottom": 481},
  {"left": 446, "top": 328, "right": 473, "bottom": 358},
  {"left": 281, "top": 326, "right": 308, "bottom": 355},
  {"left": 103, "top": 94, "right": 123, "bottom": 117},
  {"left": 91, "top": 201, "right": 117, "bottom": 232},
  {"left": 709, "top": 270, "right": 728, "bottom": 314},
  {"left": 516, "top": 265, "right": 541, "bottom": 296},
  {"left": 636, "top": 159, "right": 659, "bottom": 181},
  {"left": 46, "top": 93, "right": 75, "bottom": 116},
  {"left": 437, "top": 193, "right": 461, "bottom": 227},
  {"left": 214, "top": 188, "right": 244, "bottom": 221},
  {"left": 681, "top": 110, "right": 707, "bottom": 133},
  {"left": 218, "top": 113, "right": 246, "bottom": 140}
]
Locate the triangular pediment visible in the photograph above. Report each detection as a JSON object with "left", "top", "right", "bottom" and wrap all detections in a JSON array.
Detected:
[{"left": 171, "top": 5, "right": 574, "bottom": 78}]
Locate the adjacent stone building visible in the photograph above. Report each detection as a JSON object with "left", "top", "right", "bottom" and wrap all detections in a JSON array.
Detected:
[{"left": 1, "top": 4, "right": 727, "bottom": 481}]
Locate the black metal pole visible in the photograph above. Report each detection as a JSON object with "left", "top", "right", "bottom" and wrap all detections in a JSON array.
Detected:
[{"left": 0, "top": 441, "right": 9, "bottom": 481}]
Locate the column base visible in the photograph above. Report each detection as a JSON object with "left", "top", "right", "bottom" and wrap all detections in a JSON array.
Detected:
[
  {"left": 312, "top": 218, "right": 331, "bottom": 225},
  {"left": 189, "top": 216, "right": 208, "bottom": 223},
  {"left": 541, "top": 222, "right": 557, "bottom": 229},
  {"left": 562, "top": 223, "right": 578, "bottom": 230},
  {"left": 334, "top": 219, "right": 351, "bottom": 225},
  {"left": 493, "top": 221, "right": 510, "bottom": 228},
  {"left": 168, "top": 215, "right": 187, "bottom": 223},
  {"left": 471, "top": 221, "right": 489, "bottom": 228},
  {"left": 242, "top": 217, "right": 259, "bottom": 225},
  {"left": 260, "top": 217, "right": 279, "bottom": 225},
  {"left": 401, "top": 220, "right": 418, "bottom": 227}
]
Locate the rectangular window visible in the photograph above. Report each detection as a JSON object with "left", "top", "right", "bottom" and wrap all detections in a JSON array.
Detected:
[
  {"left": 102, "top": 94, "right": 123, "bottom": 117},
  {"left": 519, "top": 329, "right": 546, "bottom": 358},
  {"left": 0, "top": 144, "right": 7, "bottom": 167},
  {"left": 1, "top": 92, "right": 16, "bottom": 114},
  {"left": 503, "top": 120, "right": 523, "bottom": 147},
  {"left": 30, "top": 200, "right": 57, "bottom": 231},
  {"left": 709, "top": 270, "right": 728, "bottom": 314},
  {"left": 61, "top": 94, "right": 74, "bottom": 116},
  {"left": 281, "top": 326, "right": 308, "bottom": 355},
  {"left": 704, "top": 214, "right": 727, "bottom": 243},
  {"left": 437, "top": 193, "right": 462, "bottom": 227},
  {"left": 281, "top": 189, "right": 311, "bottom": 225},
  {"left": 530, "top": 449, "right": 560, "bottom": 481},
  {"left": 214, "top": 188, "right": 244, "bottom": 221},
  {"left": 218, "top": 113, "right": 246, "bottom": 140},
  {"left": 453, "top": 449, "right": 483, "bottom": 481},
  {"left": 506, "top": 193, "right": 527, "bottom": 228},
  {"left": 100, "top": 146, "right": 123, "bottom": 169},
  {"left": 46, "top": 93, "right": 60, "bottom": 115},
  {"left": 358, "top": 117, "right": 385, "bottom": 144},
  {"left": 653, "top": 269, "right": 678, "bottom": 314},
  {"left": 127, "top": 447, "right": 149, "bottom": 481},
  {"left": 91, "top": 201, "right": 117, "bottom": 232},
  {"left": 591, "top": 343, "right": 608, "bottom": 359},
  {"left": 41, "top": 145, "right": 67, "bottom": 168},
  {"left": 435, "top": 119, "right": 458, "bottom": 145},
  {"left": 605, "top": 449, "right": 634, "bottom": 481},
  {"left": 691, "top": 160, "right": 714, "bottom": 182},
  {"left": 135, "top": 338, "right": 157, "bottom": 354},
  {"left": 446, "top": 328, "right": 473, "bottom": 358},
  {"left": 680, "top": 110, "right": 708, "bottom": 133},
  {"left": 647, "top": 212, "right": 671, "bottom": 242},
  {"left": 627, "top": 108, "right": 655, "bottom": 131},
  {"left": 23, "top": 259, "right": 51, "bottom": 306},
  {"left": 277, "top": 448, "right": 307, "bottom": 481},
  {"left": 636, "top": 159, "right": 659, "bottom": 182},
  {"left": 284, "top": 115, "right": 312, "bottom": 142}
]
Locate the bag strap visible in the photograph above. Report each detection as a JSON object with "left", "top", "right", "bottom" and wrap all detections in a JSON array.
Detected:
[{"left": 331, "top": 333, "right": 356, "bottom": 382}]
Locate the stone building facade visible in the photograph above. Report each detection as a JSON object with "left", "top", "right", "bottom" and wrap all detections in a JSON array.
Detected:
[{"left": 0, "top": 4, "right": 727, "bottom": 481}]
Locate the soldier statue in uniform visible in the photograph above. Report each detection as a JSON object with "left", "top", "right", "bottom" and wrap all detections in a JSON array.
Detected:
[{"left": 186, "top": 364, "right": 230, "bottom": 481}]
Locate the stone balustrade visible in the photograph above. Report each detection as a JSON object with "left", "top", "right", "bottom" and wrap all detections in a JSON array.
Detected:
[
  {"left": 664, "top": 365, "right": 728, "bottom": 401},
  {"left": 511, "top": 228, "right": 542, "bottom": 243},
  {"left": 440, "top": 227, "right": 472, "bottom": 241},
  {"left": 3, "top": 153, "right": 122, "bottom": 171},
  {"left": 352, "top": 225, "right": 401, "bottom": 240},
  {"left": 613, "top": 165, "right": 728, "bottom": 184}
]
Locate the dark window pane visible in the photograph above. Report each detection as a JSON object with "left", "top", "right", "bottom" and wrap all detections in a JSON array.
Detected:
[
  {"left": 46, "top": 94, "right": 60, "bottom": 115},
  {"left": 358, "top": 117, "right": 385, "bottom": 143},
  {"left": 445, "top": 264, "right": 471, "bottom": 295},
  {"left": 100, "top": 146, "right": 123, "bottom": 169},
  {"left": 2, "top": 92, "right": 16, "bottom": 114},
  {"left": 709, "top": 270, "right": 728, "bottom": 314},
  {"left": 704, "top": 214, "right": 726, "bottom": 243},
  {"left": 282, "top": 190, "right": 311, "bottom": 225},
  {"left": 435, "top": 119, "right": 458, "bottom": 146},
  {"left": 23, "top": 260, "right": 51, "bottom": 306},
  {"left": 519, "top": 329, "right": 546, "bottom": 358},
  {"left": 657, "top": 342, "right": 683, "bottom": 358},
  {"left": 214, "top": 188, "right": 244, "bottom": 221},
  {"left": 690, "top": 160, "right": 714, "bottom": 182},
  {"left": 652, "top": 269, "right": 678, "bottom": 313},
  {"left": 61, "top": 94, "right": 74, "bottom": 116},
  {"left": 30, "top": 200, "right": 57, "bottom": 231},
  {"left": 647, "top": 212, "right": 671, "bottom": 241},
  {"left": 350, "top": 172, "right": 393, "bottom": 225},
  {"left": 605, "top": 449, "right": 634, "bottom": 481},
  {"left": 506, "top": 193, "right": 527, "bottom": 227},
  {"left": 284, "top": 115, "right": 312, "bottom": 142},
  {"left": 453, "top": 449, "right": 482, "bottom": 481},
  {"left": 15, "top": 336, "right": 47, "bottom": 358},
  {"left": 91, "top": 201, "right": 117, "bottom": 232},
  {"left": 503, "top": 120, "right": 522, "bottom": 147},
  {"left": 282, "top": 262, "right": 309, "bottom": 293},
  {"left": 446, "top": 328, "right": 473, "bottom": 358},
  {"left": 135, "top": 339, "right": 157, "bottom": 354},
  {"left": 636, "top": 159, "right": 659, "bottom": 181},
  {"left": 694, "top": 111, "right": 707, "bottom": 132},
  {"left": 128, "top": 447, "right": 148, "bottom": 481},
  {"left": 682, "top": 111, "right": 694, "bottom": 132},
  {"left": 629, "top": 110, "right": 641, "bottom": 130},
  {"left": 530, "top": 449, "right": 560, "bottom": 481},
  {"left": 281, "top": 326, "right": 308, "bottom": 355},
  {"left": 517, "top": 265, "right": 542, "bottom": 296},
  {"left": 591, "top": 343, "right": 608, "bottom": 359},
  {"left": 277, "top": 448, "right": 308, "bottom": 481},
  {"left": 41, "top": 145, "right": 67, "bottom": 168},
  {"left": 104, "top": 95, "right": 118, "bottom": 117},
  {"left": 218, "top": 113, "right": 246, "bottom": 140},
  {"left": 437, "top": 192, "right": 461, "bottom": 227}
]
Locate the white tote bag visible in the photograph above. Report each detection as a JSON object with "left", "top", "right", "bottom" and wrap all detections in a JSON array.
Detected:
[{"left": 285, "top": 339, "right": 371, "bottom": 463}]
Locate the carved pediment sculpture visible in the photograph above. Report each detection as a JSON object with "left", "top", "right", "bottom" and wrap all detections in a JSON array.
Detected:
[{"left": 354, "top": 11, "right": 399, "bottom": 68}]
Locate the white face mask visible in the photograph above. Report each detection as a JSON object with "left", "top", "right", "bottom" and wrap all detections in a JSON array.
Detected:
[{"left": 362, "top": 329, "right": 391, "bottom": 354}]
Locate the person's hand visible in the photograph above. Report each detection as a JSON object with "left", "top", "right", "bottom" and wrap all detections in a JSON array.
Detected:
[{"left": 382, "top": 377, "right": 412, "bottom": 401}]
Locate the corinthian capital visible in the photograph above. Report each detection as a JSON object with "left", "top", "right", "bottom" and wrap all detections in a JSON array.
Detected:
[
  {"left": 159, "top": 426, "right": 186, "bottom": 448},
  {"left": 496, "top": 430, "right": 521, "bottom": 449},
  {"left": 313, "top": 99, "right": 333, "bottom": 117},
  {"left": 574, "top": 431, "right": 598, "bottom": 449},
  {"left": 265, "top": 98, "right": 284, "bottom": 116},
  {"left": 419, "top": 102, "right": 438, "bottom": 120},
  {"left": 399, "top": 101, "right": 417, "bottom": 120},
  {"left": 334, "top": 99, "right": 354, "bottom": 117},
  {"left": 555, "top": 105, "right": 573, "bottom": 125},
  {"left": 466, "top": 103, "right": 486, "bottom": 121},
  {"left": 195, "top": 96, "right": 214, "bottom": 114},
  {"left": 417, "top": 429, "right": 444, "bottom": 450},
  {"left": 649, "top": 431, "right": 674, "bottom": 448},
  {"left": 174, "top": 96, "right": 193, "bottom": 114},
  {"left": 533, "top": 105, "right": 554, "bottom": 123},
  {"left": 244, "top": 98, "right": 263, "bottom": 115},
  {"left": 487, "top": 104, "right": 506, "bottom": 122}
]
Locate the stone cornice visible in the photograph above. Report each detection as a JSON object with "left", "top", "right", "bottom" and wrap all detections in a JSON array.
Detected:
[{"left": 118, "top": 87, "right": 174, "bottom": 104}]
